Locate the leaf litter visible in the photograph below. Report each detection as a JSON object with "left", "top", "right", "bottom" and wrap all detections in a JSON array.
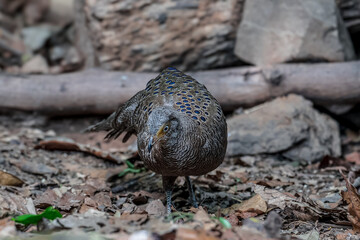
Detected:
[{"left": 0, "top": 116, "right": 360, "bottom": 239}]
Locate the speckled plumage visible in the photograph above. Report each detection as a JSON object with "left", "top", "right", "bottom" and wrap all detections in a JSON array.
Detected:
[{"left": 86, "top": 67, "right": 227, "bottom": 213}]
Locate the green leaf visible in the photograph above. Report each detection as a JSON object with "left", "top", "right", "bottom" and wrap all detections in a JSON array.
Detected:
[
  {"left": 12, "top": 214, "right": 43, "bottom": 225},
  {"left": 218, "top": 217, "right": 232, "bottom": 229},
  {"left": 166, "top": 212, "right": 194, "bottom": 222},
  {"left": 12, "top": 206, "right": 62, "bottom": 225},
  {"left": 118, "top": 168, "right": 134, "bottom": 177},
  {"left": 40, "top": 206, "right": 63, "bottom": 220},
  {"left": 118, "top": 163, "right": 146, "bottom": 177},
  {"left": 125, "top": 160, "right": 135, "bottom": 169}
]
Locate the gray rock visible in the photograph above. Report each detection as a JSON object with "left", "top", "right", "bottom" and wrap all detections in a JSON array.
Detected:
[
  {"left": 78, "top": 0, "right": 244, "bottom": 71},
  {"left": 234, "top": 0, "right": 355, "bottom": 66},
  {"left": 227, "top": 94, "right": 341, "bottom": 163},
  {"left": 21, "top": 25, "right": 58, "bottom": 52}
]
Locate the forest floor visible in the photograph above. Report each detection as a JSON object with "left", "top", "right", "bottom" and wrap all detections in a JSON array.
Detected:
[{"left": 0, "top": 112, "right": 359, "bottom": 240}]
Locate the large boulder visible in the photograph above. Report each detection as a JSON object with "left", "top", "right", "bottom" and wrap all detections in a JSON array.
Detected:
[
  {"left": 226, "top": 94, "right": 341, "bottom": 162},
  {"left": 234, "top": 0, "right": 355, "bottom": 66},
  {"left": 78, "top": 0, "right": 244, "bottom": 71}
]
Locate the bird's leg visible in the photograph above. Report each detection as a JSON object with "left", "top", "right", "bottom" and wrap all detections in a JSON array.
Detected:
[
  {"left": 162, "top": 175, "right": 177, "bottom": 214},
  {"left": 185, "top": 176, "right": 198, "bottom": 208}
]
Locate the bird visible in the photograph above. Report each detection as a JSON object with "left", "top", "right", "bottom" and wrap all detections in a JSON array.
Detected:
[{"left": 85, "top": 67, "right": 227, "bottom": 214}]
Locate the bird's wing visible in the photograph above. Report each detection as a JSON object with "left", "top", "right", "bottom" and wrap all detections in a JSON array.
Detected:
[{"left": 84, "top": 90, "right": 145, "bottom": 142}]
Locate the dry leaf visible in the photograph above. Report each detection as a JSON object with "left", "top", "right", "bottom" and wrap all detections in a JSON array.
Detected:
[
  {"left": 228, "top": 170, "right": 248, "bottom": 183},
  {"left": 193, "top": 208, "right": 217, "bottom": 231},
  {"left": 0, "top": 217, "right": 16, "bottom": 237},
  {"left": 193, "top": 208, "right": 211, "bottom": 222},
  {"left": 254, "top": 185, "right": 294, "bottom": 210},
  {"left": 345, "top": 152, "right": 360, "bottom": 165},
  {"left": 295, "top": 229, "right": 320, "bottom": 240},
  {"left": 34, "top": 187, "right": 91, "bottom": 211},
  {"left": 119, "top": 213, "right": 148, "bottom": 225},
  {"left": 0, "top": 191, "right": 29, "bottom": 217},
  {"left": 254, "top": 185, "right": 322, "bottom": 221},
  {"left": 318, "top": 155, "right": 351, "bottom": 170},
  {"left": 222, "top": 194, "right": 267, "bottom": 218},
  {"left": 224, "top": 214, "right": 239, "bottom": 227},
  {"left": 237, "top": 194, "right": 267, "bottom": 213},
  {"left": 250, "top": 179, "right": 293, "bottom": 188},
  {"left": 175, "top": 228, "right": 218, "bottom": 240},
  {"left": 0, "top": 170, "right": 24, "bottom": 186},
  {"left": 336, "top": 230, "right": 358, "bottom": 240},
  {"left": 234, "top": 226, "right": 273, "bottom": 240},
  {"left": 10, "top": 160, "right": 58, "bottom": 175},
  {"left": 35, "top": 137, "right": 136, "bottom": 163},
  {"left": 341, "top": 171, "right": 360, "bottom": 233},
  {"left": 79, "top": 199, "right": 97, "bottom": 214},
  {"left": 93, "top": 192, "right": 112, "bottom": 209},
  {"left": 145, "top": 199, "right": 166, "bottom": 216}
]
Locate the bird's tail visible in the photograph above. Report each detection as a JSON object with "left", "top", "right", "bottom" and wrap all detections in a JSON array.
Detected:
[
  {"left": 83, "top": 112, "right": 126, "bottom": 141},
  {"left": 83, "top": 112, "right": 115, "bottom": 133}
]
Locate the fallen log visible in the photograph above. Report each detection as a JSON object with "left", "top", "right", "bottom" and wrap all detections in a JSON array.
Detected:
[{"left": 0, "top": 61, "right": 360, "bottom": 116}]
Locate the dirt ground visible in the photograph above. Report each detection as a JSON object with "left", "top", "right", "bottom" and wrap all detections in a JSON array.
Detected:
[
  {"left": 0, "top": 112, "right": 360, "bottom": 240},
  {"left": 2, "top": 1, "right": 360, "bottom": 239}
]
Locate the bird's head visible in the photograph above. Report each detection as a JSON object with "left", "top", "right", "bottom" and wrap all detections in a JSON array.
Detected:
[{"left": 146, "top": 108, "right": 183, "bottom": 153}]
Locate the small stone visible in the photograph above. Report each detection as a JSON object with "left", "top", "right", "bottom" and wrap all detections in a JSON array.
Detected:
[{"left": 21, "top": 55, "right": 49, "bottom": 74}]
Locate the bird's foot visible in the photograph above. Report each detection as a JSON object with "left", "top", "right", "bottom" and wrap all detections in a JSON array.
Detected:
[
  {"left": 165, "top": 190, "right": 173, "bottom": 214},
  {"left": 163, "top": 176, "right": 177, "bottom": 214},
  {"left": 186, "top": 176, "right": 198, "bottom": 208},
  {"left": 192, "top": 200, "right": 199, "bottom": 208}
]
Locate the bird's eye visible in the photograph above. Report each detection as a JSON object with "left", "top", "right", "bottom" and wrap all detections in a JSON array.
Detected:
[{"left": 163, "top": 125, "right": 169, "bottom": 132}]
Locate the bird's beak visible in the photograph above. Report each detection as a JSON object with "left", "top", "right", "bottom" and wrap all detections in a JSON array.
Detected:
[
  {"left": 148, "top": 136, "right": 155, "bottom": 153},
  {"left": 148, "top": 127, "right": 164, "bottom": 153}
]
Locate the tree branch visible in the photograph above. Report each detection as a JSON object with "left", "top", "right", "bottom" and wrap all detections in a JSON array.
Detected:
[{"left": 1, "top": 61, "right": 360, "bottom": 116}]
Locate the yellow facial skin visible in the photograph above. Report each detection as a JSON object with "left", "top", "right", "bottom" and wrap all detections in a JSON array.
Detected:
[
  {"left": 148, "top": 123, "right": 169, "bottom": 153},
  {"left": 156, "top": 123, "right": 169, "bottom": 139}
]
